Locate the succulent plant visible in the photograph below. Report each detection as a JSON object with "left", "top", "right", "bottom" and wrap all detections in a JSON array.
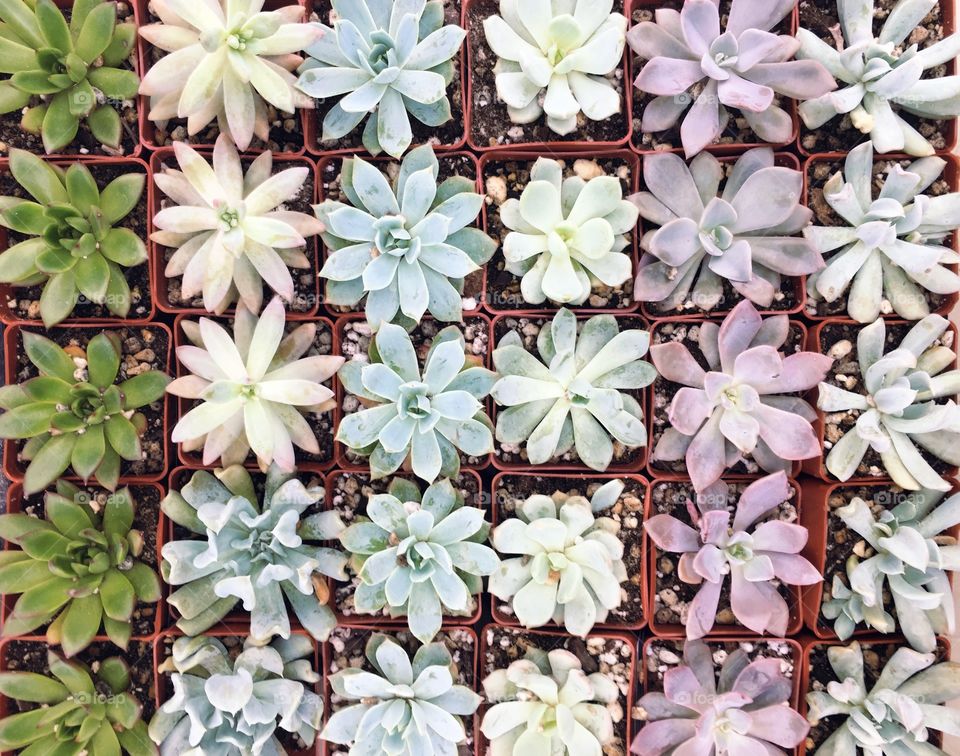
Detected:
[
  {"left": 650, "top": 300, "right": 831, "bottom": 491},
  {"left": 0, "top": 651, "right": 155, "bottom": 755},
  {"left": 152, "top": 135, "right": 324, "bottom": 315},
  {"left": 482, "top": 0, "right": 627, "bottom": 135},
  {"left": 631, "top": 148, "right": 823, "bottom": 313},
  {"left": 632, "top": 639, "right": 809, "bottom": 756},
  {"left": 161, "top": 464, "right": 347, "bottom": 644},
  {"left": 167, "top": 296, "right": 343, "bottom": 471},
  {"left": 0, "top": 331, "right": 170, "bottom": 494},
  {"left": 139, "top": 0, "right": 318, "bottom": 151},
  {"left": 316, "top": 144, "right": 496, "bottom": 329},
  {"left": 0, "top": 150, "right": 146, "bottom": 326},
  {"left": 804, "top": 142, "right": 960, "bottom": 322},
  {"left": 806, "top": 640, "right": 960, "bottom": 755},
  {"left": 0, "top": 481, "right": 161, "bottom": 655},
  {"left": 818, "top": 315, "right": 960, "bottom": 491},
  {"left": 480, "top": 646, "right": 619, "bottom": 755},
  {"left": 296, "top": 0, "right": 464, "bottom": 158},
  {"left": 500, "top": 157, "right": 638, "bottom": 306},
  {"left": 148, "top": 634, "right": 323, "bottom": 754},
  {"left": 490, "top": 308, "right": 656, "bottom": 471},
  {"left": 337, "top": 323, "right": 496, "bottom": 482},
  {"left": 321, "top": 632, "right": 481, "bottom": 754},
  {"left": 645, "top": 471, "right": 821, "bottom": 638},
  {"left": 797, "top": 0, "right": 960, "bottom": 157},
  {"left": 489, "top": 479, "right": 627, "bottom": 637},
  {"left": 0, "top": 0, "right": 139, "bottom": 152},
  {"left": 627, "top": 0, "right": 836, "bottom": 158}
]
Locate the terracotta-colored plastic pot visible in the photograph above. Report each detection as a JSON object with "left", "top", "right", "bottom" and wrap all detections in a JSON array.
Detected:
[
  {"left": 462, "top": 0, "right": 631, "bottom": 152},
  {"left": 489, "top": 471, "right": 649, "bottom": 631},
  {"left": 149, "top": 147, "right": 322, "bottom": 318},
  {"left": 0, "top": 155, "right": 155, "bottom": 326},
  {"left": 1, "top": 321, "right": 173, "bottom": 487}
]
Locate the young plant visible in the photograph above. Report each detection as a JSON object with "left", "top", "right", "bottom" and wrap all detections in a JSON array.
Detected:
[
  {"left": 161, "top": 464, "right": 347, "bottom": 643},
  {"left": 337, "top": 323, "right": 496, "bottom": 482},
  {"left": 645, "top": 471, "right": 821, "bottom": 638},
  {"left": 321, "top": 632, "right": 481, "bottom": 754},
  {"left": 316, "top": 144, "right": 496, "bottom": 329},
  {"left": 650, "top": 299, "right": 831, "bottom": 491},
  {"left": 627, "top": 0, "right": 836, "bottom": 157},
  {"left": 138, "top": 0, "right": 318, "bottom": 150},
  {"left": 804, "top": 142, "right": 960, "bottom": 322},
  {"left": 500, "top": 157, "right": 638, "bottom": 306},
  {"left": 296, "top": 0, "right": 465, "bottom": 158},
  {"left": 818, "top": 315, "right": 960, "bottom": 491},
  {"left": 167, "top": 296, "right": 343, "bottom": 471},
  {"left": 631, "top": 148, "right": 823, "bottom": 313},
  {"left": 0, "top": 482, "right": 161, "bottom": 655},
  {"left": 0, "top": 331, "right": 170, "bottom": 494},
  {"left": 0, "top": 0, "right": 139, "bottom": 152},
  {"left": 152, "top": 135, "right": 324, "bottom": 315},
  {"left": 798, "top": 0, "right": 960, "bottom": 156},
  {"left": 489, "top": 479, "right": 627, "bottom": 637},
  {"left": 0, "top": 150, "right": 146, "bottom": 326},
  {"left": 148, "top": 634, "right": 323, "bottom": 753},
  {"left": 490, "top": 308, "right": 656, "bottom": 472},
  {"left": 482, "top": 0, "right": 627, "bottom": 135},
  {"left": 0, "top": 651, "right": 155, "bottom": 755}
]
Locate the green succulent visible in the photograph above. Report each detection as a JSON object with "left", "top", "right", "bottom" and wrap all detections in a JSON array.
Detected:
[
  {"left": 0, "top": 0, "right": 139, "bottom": 152},
  {"left": 0, "top": 149, "right": 147, "bottom": 326},
  {"left": 0, "top": 481, "right": 162, "bottom": 655},
  {"left": 0, "top": 330, "right": 171, "bottom": 494}
]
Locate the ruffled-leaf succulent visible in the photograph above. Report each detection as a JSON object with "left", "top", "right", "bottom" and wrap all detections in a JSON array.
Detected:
[
  {"left": 489, "top": 479, "right": 627, "bottom": 637},
  {"left": 296, "top": 0, "right": 465, "bottom": 158},
  {"left": 316, "top": 144, "right": 496, "bottom": 329},
  {"left": 650, "top": 300, "right": 831, "bottom": 491},
  {"left": 152, "top": 135, "right": 324, "bottom": 315},
  {"left": 0, "top": 150, "right": 146, "bottom": 326},
  {"left": 321, "top": 632, "right": 481, "bottom": 754},
  {"left": 818, "top": 314, "right": 960, "bottom": 491},
  {"left": 0, "top": 331, "right": 171, "bottom": 494},
  {"left": 0, "top": 481, "right": 161, "bottom": 655},
  {"left": 337, "top": 323, "right": 496, "bottom": 482},
  {"left": 631, "top": 148, "right": 823, "bottom": 313},
  {"left": 167, "top": 296, "right": 343, "bottom": 471},
  {"left": 491, "top": 308, "right": 656, "bottom": 472},
  {"left": 482, "top": 0, "right": 627, "bottom": 135},
  {"left": 161, "top": 464, "right": 347, "bottom": 643},
  {"left": 500, "top": 157, "right": 638, "bottom": 306}
]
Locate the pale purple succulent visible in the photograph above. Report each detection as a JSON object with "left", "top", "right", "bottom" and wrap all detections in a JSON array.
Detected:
[
  {"left": 649, "top": 300, "right": 831, "bottom": 491},
  {"left": 627, "top": 0, "right": 836, "bottom": 157},
  {"left": 632, "top": 639, "right": 810, "bottom": 755},
  {"left": 645, "top": 471, "right": 821, "bottom": 638}
]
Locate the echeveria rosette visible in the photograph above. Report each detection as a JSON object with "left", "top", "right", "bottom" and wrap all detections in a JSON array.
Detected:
[
  {"left": 650, "top": 300, "right": 832, "bottom": 492},
  {"left": 316, "top": 145, "right": 496, "bottom": 330},
  {"left": 161, "top": 465, "right": 347, "bottom": 644},
  {"left": 482, "top": 0, "right": 627, "bottom": 135},
  {"left": 500, "top": 157, "right": 638, "bottom": 306},
  {"left": 645, "top": 471, "right": 821, "bottom": 638},
  {"left": 296, "top": 0, "right": 465, "bottom": 158},
  {"left": 797, "top": 0, "right": 960, "bottom": 157},
  {"left": 627, "top": 0, "right": 836, "bottom": 158},
  {"left": 139, "top": 0, "right": 319, "bottom": 151},
  {"left": 631, "top": 148, "right": 823, "bottom": 314},
  {"left": 805, "top": 641, "right": 960, "bottom": 756},
  {"left": 804, "top": 142, "right": 960, "bottom": 323},
  {"left": 152, "top": 135, "right": 324, "bottom": 315},
  {"left": 818, "top": 315, "right": 960, "bottom": 491},
  {"left": 337, "top": 323, "right": 496, "bottom": 483},
  {"left": 632, "top": 639, "right": 810, "bottom": 756}
]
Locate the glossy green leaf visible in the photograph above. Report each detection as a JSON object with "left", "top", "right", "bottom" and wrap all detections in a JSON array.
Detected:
[
  {"left": 0, "top": 558, "right": 52, "bottom": 594},
  {"left": 0, "top": 0, "right": 44, "bottom": 48},
  {"left": 35, "top": 245, "right": 74, "bottom": 274},
  {"left": 74, "top": 251, "right": 109, "bottom": 304},
  {"left": 47, "top": 652, "right": 94, "bottom": 695},
  {"left": 19, "top": 103, "right": 45, "bottom": 133},
  {"left": 9, "top": 69, "right": 60, "bottom": 94},
  {"left": 65, "top": 163, "right": 99, "bottom": 214},
  {"left": 0, "top": 201, "right": 49, "bottom": 235},
  {"left": 9, "top": 148, "right": 67, "bottom": 205},
  {"left": 102, "top": 485, "right": 133, "bottom": 538},
  {"left": 0, "top": 238, "right": 43, "bottom": 282},
  {"left": 0, "top": 36, "right": 39, "bottom": 73},
  {"left": 71, "top": 423, "right": 105, "bottom": 480},
  {"left": 41, "top": 91, "right": 79, "bottom": 153},
  {"left": 101, "top": 21, "right": 135, "bottom": 67},
  {"left": 94, "top": 444, "right": 120, "bottom": 491},
  {"left": 87, "top": 103, "right": 121, "bottom": 148},
  {"left": 0, "top": 401, "right": 56, "bottom": 438},
  {"left": 23, "top": 376, "right": 72, "bottom": 403},
  {"left": 0, "top": 80, "right": 31, "bottom": 113},
  {"left": 99, "top": 227, "right": 146, "bottom": 267},
  {"left": 86, "top": 333, "right": 119, "bottom": 388},
  {"left": 39, "top": 269, "right": 78, "bottom": 326},
  {"left": 97, "top": 656, "right": 129, "bottom": 694},
  {"left": 99, "top": 568, "right": 134, "bottom": 621},
  {"left": 60, "top": 593, "right": 101, "bottom": 657},
  {"left": 0, "top": 707, "right": 56, "bottom": 749},
  {"left": 0, "top": 671, "right": 67, "bottom": 703},
  {"left": 35, "top": 0, "right": 70, "bottom": 51},
  {"left": 86, "top": 66, "right": 138, "bottom": 98},
  {"left": 104, "top": 262, "right": 131, "bottom": 318},
  {"left": 67, "top": 78, "right": 94, "bottom": 117},
  {"left": 45, "top": 496, "right": 93, "bottom": 539},
  {"left": 99, "top": 173, "right": 144, "bottom": 225},
  {"left": 119, "top": 371, "right": 170, "bottom": 409},
  {"left": 23, "top": 432, "right": 75, "bottom": 492},
  {"left": 102, "top": 614, "right": 131, "bottom": 649},
  {"left": 123, "top": 561, "right": 161, "bottom": 603},
  {"left": 104, "top": 414, "right": 140, "bottom": 461},
  {"left": 7, "top": 576, "right": 72, "bottom": 619},
  {"left": 75, "top": 1, "right": 114, "bottom": 62}
]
